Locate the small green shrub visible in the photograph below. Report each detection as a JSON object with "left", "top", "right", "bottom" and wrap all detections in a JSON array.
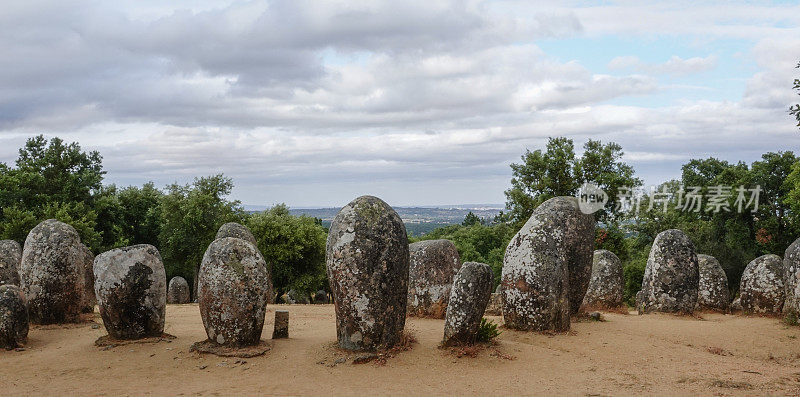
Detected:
[
  {"left": 476, "top": 318, "right": 501, "bottom": 343},
  {"left": 784, "top": 312, "right": 799, "bottom": 326}
]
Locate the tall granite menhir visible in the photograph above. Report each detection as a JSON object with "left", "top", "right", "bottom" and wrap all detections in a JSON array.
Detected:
[
  {"left": 442, "top": 262, "right": 492, "bottom": 346},
  {"left": 19, "top": 219, "right": 84, "bottom": 324},
  {"left": 407, "top": 239, "right": 461, "bottom": 318},
  {"left": 581, "top": 250, "right": 624, "bottom": 311},
  {"left": 637, "top": 229, "right": 699, "bottom": 314},
  {"left": 501, "top": 197, "right": 594, "bottom": 332},
  {"left": 784, "top": 237, "right": 800, "bottom": 316},
  {"left": 94, "top": 245, "right": 166, "bottom": 339},
  {"left": 326, "top": 195, "right": 409, "bottom": 351},
  {"left": 697, "top": 254, "right": 729, "bottom": 312}
]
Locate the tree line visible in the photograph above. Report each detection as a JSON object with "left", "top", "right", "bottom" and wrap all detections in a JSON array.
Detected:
[{"left": 2, "top": 134, "right": 799, "bottom": 304}]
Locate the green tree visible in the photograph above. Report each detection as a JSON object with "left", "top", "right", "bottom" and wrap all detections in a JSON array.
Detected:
[
  {"left": 116, "top": 182, "right": 163, "bottom": 247},
  {"left": 246, "top": 204, "right": 328, "bottom": 297},
  {"left": 505, "top": 137, "right": 641, "bottom": 227},
  {"left": 791, "top": 61, "right": 799, "bottom": 128},
  {"left": 158, "top": 174, "right": 245, "bottom": 295},
  {"left": 461, "top": 211, "right": 483, "bottom": 226}
]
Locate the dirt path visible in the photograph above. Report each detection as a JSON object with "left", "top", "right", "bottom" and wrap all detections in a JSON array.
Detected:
[{"left": 1, "top": 305, "right": 799, "bottom": 396}]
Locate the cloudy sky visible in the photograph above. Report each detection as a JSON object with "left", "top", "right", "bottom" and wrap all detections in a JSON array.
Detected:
[{"left": 1, "top": 1, "right": 799, "bottom": 208}]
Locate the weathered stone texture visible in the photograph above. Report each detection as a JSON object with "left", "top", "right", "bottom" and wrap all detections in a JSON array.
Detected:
[
  {"left": 272, "top": 310, "right": 289, "bottom": 339},
  {"left": 326, "top": 195, "right": 409, "bottom": 351},
  {"left": 0, "top": 284, "right": 28, "bottom": 349},
  {"left": 94, "top": 244, "right": 166, "bottom": 339},
  {"left": 697, "top": 254, "right": 730, "bottom": 312},
  {"left": 19, "top": 219, "right": 84, "bottom": 324},
  {"left": 581, "top": 250, "right": 624, "bottom": 310},
  {"left": 407, "top": 239, "right": 461, "bottom": 318},
  {"left": 313, "top": 290, "right": 329, "bottom": 304},
  {"left": 636, "top": 229, "right": 699, "bottom": 314},
  {"left": 167, "top": 276, "right": 190, "bottom": 304},
  {"left": 501, "top": 197, "right": 594, "bottom": 331},
  {"left": 216, "top": 222, "right": 257, "bottom": 246},
  {"left": 740, "top": 254, "right": 785, "bottom": 315},
  {"left": 485, "top": 293, "right": 503, "bottom": 316},
  {"left": 783, "top": 237, "right": 800, "bottom": 316},
  {"left": 198, "top": 237, "right": 270, "bottom": 347},
  {"left": 0, "top": 240, "right": 21, "bottom": 286},
  {"left": 79, "top": 244, "right": 96, "bottom": 313},
  {"left": 442, "top": 262, "right": 492, "bottom": 346}
]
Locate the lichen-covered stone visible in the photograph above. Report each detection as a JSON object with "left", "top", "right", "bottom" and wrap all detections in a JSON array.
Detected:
[
  {"left": 198, "top": 237, "right": 270, "bottom": 347},
  {"left": 313, "top": 290, "right": 329, "bottom": 304},
  {"left": 731, "top": 296, "right": 742, "bottom": 312},
  {"left": 19, "top": 219, "right": 84, "bottom": 324},
  {"left": 326, "top": 195, "right": 409, "bottom": 351},
  {"left": 167, "top": 276, "right": 190, "bottom": 304},
  {"left": 697, "top": 254, "right": 729, "bottom": 312},
  {"left": 0, "top": 240, "right": 21, "bottom": 286},
  {"left": 740, "top": 254, "right": 784, "bottom": 315},
  {"left": 501, "top": 197, "right": 594, "bottom": 331},
  {"left": 286, "top": 289, "right": 310, "bottom": 304},
  {"left": 94, "top": 245, "right": 166, "bottom": 339},
  {"left": 0, "top": 284, "right": 28, "bottom": 349},
  {"left": 272, "top": 310, "right": 288, "bottom": 339},
  {"left": 581, "top": 250, "right": 624, "bottom": 311},
  {"left": 442, "top": 262, "right": 492, "bottom": 346},
  {"left": 407, "top": 239, "right": 461, "bottom": 318},
  {"left": 636, "top": 229, "right": 699, "bottom": 314},
  {"left": 216, "top": 222, "right": 257, "bottom": 246},
  {"left": 783, "top": 237, "right": 800, "bottom": 315},
  {"left": 79, "top": 244, "right": 96, "bottom": 313},
  {"left": 485, "top": 293, "right": 503, "bottom": 316}
]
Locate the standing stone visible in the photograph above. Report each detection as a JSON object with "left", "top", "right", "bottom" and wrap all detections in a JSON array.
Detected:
[
  {"left": 0, "top": 240, "right": 21, "bottom": 286},
  {"left": 740, "top": 254, "right": 785, "bottom": 315},
  {"left": 731, "top": 296, "right": 742, "bottom": 312},
  {"left": 167, "top": 276, "right": 190, "bottom": 304},
  {"left": 216, "top": 222, "right": 257, "bottom": 246},
  {"left": 326, "top": 195, "right": 409, "bottom": 351},
  {"left": 442, "top": 262, "right": 493, "bottom": 346},
  {"left": 636, "top": 229, "right": 699, "bottom": 314},
  {"left": 287, "top": 289, "right": 310, "bottom": 304},
  {"left": 79, "top": 244, "right": 96, "bottom": 313},
  {"left": 485, "top": 293, "right": 503, "bottom": 316},
  {"left": 501, "top": 197, "right": 594, "bottom": 331},
  {"left": 314, "top": 290, "right": 329, "bottom": 304},
  {"left": 581, "top": 250, "right": 624, "bottom": 311},
  {"left": 407, "top": 239, "right": 461, "bottom": 318},
  {"left": 94, "top": 245, "right": 166, "bottom": 339},
  {"left": 19, "top": 219, "right": 84, "bottom": 324},
  {"left": 783, "top": 237, "right": 800, "bottom": 316},
  {"left": 0, "top": 284, "right": 28, "bottom": 349},
  {"left": 697, "top": 254, "right": 730, "bottom": 312},
  {"left": 272, "top": 310, "right": 289, "bottom": 339},
  {"left": 198, "top": 237, "right": 270, "bottom": 347}
]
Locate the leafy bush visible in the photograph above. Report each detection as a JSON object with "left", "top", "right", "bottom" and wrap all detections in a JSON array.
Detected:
[{"left": 476, "top": 318, "right": 501, "bottom": 343}]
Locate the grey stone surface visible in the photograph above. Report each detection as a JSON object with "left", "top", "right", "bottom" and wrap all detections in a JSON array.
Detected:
[
  {"left": 216, "top": 222, "right": 257, "bottom": 246},
  {"left": 272, "top": 310, "right": 289, "bottom": 339},
  {"left": 0, "top": 284, "right": 28, "bottom": 349},
  {"left": 407, "top": 239, "right": 461, "bottom": 318},
  {"left": 581, "top": 250, "right": 624, "bottom": 310},
  {"left": 485, "top": 293, "right": 503, "bottom": 316},
  {"left": 783, "top": 237, "right": 800, "bottom": 316},
  {"left": 19, "top": 219, "right": 84, "bottom": 324},
  {"left": 697, "top": 254, "right": 730, "bottom": 312},
  {"left": 0, "top": 240, "right": 21, "bottom": 286},
  {"left": 79, "top": 244, "right": 96, "bottom": 313},
  {"left": 740, "top": 254, "right": 785, "bottom": 315},
  {"left": 94, "top": 244, "right": 166, "bottom": 339},
  {"left": 326, "top": 195, "right": 409, "bottom": 351},
  {"left": 286, "top": 289, "right": 310, "bottom": 304},
  {"left": 167, "top": 276, "right": 190, "bottom": 304},
  {"left": 501, "top": 197, "right": 594, "bottom": 331},
  {"left": 442, "top": 262, "right": 492, "bottom": 346},
  {"left": 731, "top": 296, "right": 742, "bottom": 312},
  {"left": 313, "top": 290, "right": 329, "bottom": 304},
  {"left": 198, "top": 237, "right": 270, "bottom": 347},
  {"left": 636, "top": 229, "right": 699, "bottom": 314}
]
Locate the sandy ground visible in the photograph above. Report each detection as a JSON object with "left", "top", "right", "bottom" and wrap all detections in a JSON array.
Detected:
[{"left": 2, "top": 304, "right": 799, "bottom": 396}]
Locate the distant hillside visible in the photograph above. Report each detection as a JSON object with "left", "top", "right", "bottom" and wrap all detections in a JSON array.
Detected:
[{"left": 245, "top": 204, "right": 504, "bottom": 236}]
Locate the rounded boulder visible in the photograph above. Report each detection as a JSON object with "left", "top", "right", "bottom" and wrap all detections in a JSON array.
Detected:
[
  {"left": 442, "top": 262, "right": 493, "bottom": 346},
  {"left": 501, "top": 197, "right": 594, "bottom": 332},
  {"left": 167, "top": 276, "right": 190, "bottom": 304},
  {"left": 407, "top": 239, "right": 461, "bottom": 318},
  {"left": 198, "top": 237, "right": 270, "bottom": 347},
  {"left": 326, "top": 195, "right": 409, "bottom": 351},
  {"left": 0, "top": 240, "right": 21, "bottom": 286},
  {"left": 216, "top": 222, "right": 257, "bottom": 246},
  {"left": 697, "top": 254, "right": 730, "bottom": 312},
  {"left": 94, "top": 245, "right": 167, "bottom": 339},
  {"left": 0, "top": 284, "right": 28, "bottom": 349},
  {"left": 636, "top": 229, "right": 699, "bottom": 314},
  {"left": 19, "top": 219, "right": 84, "bottom": 324},
  {"left": 581, "top": 250, "right": 624, "bottom": 311},
  {"left": 740, "top": 254, "right": 784, "bottom": 315}
]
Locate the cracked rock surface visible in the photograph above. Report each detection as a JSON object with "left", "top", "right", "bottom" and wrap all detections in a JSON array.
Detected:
[{"left": 326, "top": 195, "right": 409, "bottom": 351}]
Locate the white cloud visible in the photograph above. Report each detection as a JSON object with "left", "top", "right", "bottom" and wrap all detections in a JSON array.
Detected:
[{"left": 608, "top": 55, "right": 717, "bottom": 76}]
